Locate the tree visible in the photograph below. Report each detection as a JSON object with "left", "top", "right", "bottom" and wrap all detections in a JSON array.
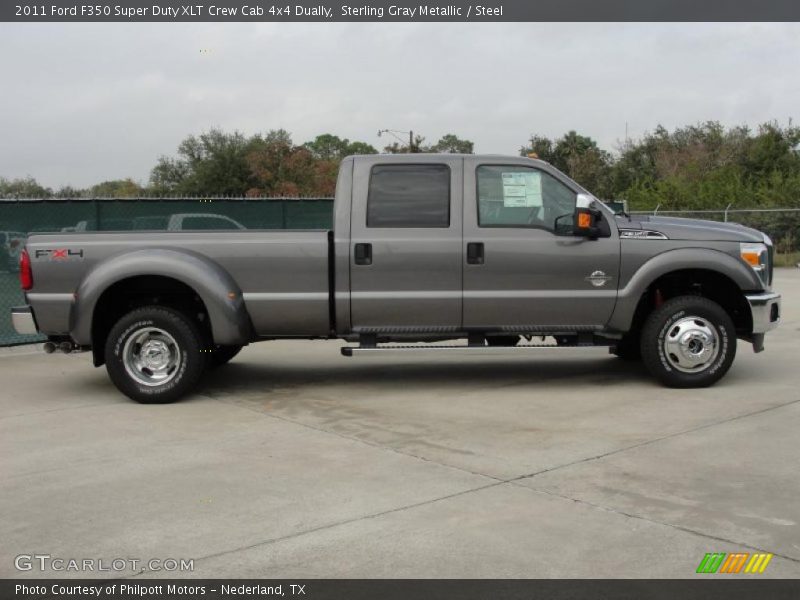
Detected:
[
  {"left": 246, "top": 130, "right": 305, "bottom": 195},
  {"left": 382, "top": 133, "right": 475, "bottom": 154},
  {"left": 383, "top": 134, "right": 426, "bottom": 154},
  {"left": 148, "top": 129, "right": 256, "bottom": 196},
  {"left": 303, "top": 134, "right": 377, "bottom": 160},
  {"left": 0, "top": 177, "right": 52, "bottom": 198},
  {"left": 148, "top": 128, "right": 366, "bottom": 197},
  {"left": 347, "top": 141, "right": 380, "bottom": 156},
  {"left": 610, "top": 121, "right": 800, "bottom": 210},
  {"left": 427, "top": 134, "right": 474, "bottom": 154},
  {"left": 149, "top": 156, "right": 190, "bottom": 196},
  {"left": 520, "top": 135, "right": 556, "bottom": 164},
  {"left": 246, "top": 130, "right": 340, "bottom": 196},
  {"left": 88, "top": 179, "right": 143, "bottom": 198},
  {"left": 54, "top": 185, "right": 85, "bottom": 198},
  {"left": 521, "top": 131, "right": 613, "bottom": 197}
]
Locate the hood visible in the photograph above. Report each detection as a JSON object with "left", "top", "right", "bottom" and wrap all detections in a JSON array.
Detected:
[{"left": 620, "top": 215, "right": 766, "bottom": 243}]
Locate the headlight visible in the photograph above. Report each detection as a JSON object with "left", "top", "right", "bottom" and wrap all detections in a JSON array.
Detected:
[{"left": 740, "top": 242, "right": 769, "bottom": 286}]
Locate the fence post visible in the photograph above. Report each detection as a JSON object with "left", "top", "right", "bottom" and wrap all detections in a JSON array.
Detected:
[{"left": 724, "top": 203, "right": 732, "bottom": 222}]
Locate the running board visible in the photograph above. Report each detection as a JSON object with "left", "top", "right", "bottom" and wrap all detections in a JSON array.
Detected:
[{"left": 341, "top": 344, "right": 600, "bottom": 357}]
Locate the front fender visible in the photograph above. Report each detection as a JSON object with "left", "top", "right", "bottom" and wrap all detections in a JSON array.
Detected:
[
  {"left": 71, "top": 248, "right": 253, "bottom": 346},
  {"left": 607, "top": 247, "right": 762, "bottom": 332}
]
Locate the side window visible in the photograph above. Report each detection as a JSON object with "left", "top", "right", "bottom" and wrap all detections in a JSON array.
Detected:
[
  {"left": 477, "top": 165, "right": 576, "bottom": 231},
  {"left": 367, "top": 164, "right": 450, "bottom": 228}
]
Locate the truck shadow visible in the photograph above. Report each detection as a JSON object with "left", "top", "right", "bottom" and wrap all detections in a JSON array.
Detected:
[{"left": 199, "top": 354, "right": 655, "bottom": 396}]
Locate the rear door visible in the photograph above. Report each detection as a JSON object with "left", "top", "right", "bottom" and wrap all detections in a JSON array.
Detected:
[
  {"left": 349, "top": 156, "right": 463, "bottom": 332},
  {"left": 462, "top": 157, "right": 619, "bottom": 330}
]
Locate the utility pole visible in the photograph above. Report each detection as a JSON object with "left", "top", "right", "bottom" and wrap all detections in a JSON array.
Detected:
[{"left": 378, "top": 128, "right": 417, "bottom": 153}]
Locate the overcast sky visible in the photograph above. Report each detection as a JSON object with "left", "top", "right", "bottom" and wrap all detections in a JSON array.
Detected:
[{"left": 1, "top": 22, "right": 798, "bottom": 188}]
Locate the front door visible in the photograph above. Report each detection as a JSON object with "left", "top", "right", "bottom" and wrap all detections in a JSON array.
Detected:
[
  {"left": 462, "top": 157, "right": 619, "bottom": 330},
  {"left": 349, "top": 156, "right": 463, "bottom": 332}
]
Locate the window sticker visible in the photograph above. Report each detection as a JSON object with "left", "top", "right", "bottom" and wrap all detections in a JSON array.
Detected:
[{"left": 501, "top": 171, "right": 542, "bottom": 207}]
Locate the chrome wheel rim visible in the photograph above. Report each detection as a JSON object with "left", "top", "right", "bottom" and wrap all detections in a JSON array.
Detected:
[
  {"left": 663, "top": 316, "right": 720, "bottom": 373},
  {"left": 122, "top": 327, "right": 181, "bottom": 387}
]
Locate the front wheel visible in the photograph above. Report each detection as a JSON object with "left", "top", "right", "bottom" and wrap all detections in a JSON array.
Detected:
[
  {"left": 105, "top": 306, "right": 206, "bottom": 403},
  {"left": 640, "top": 296, "right": 736, "bottom": 388}
]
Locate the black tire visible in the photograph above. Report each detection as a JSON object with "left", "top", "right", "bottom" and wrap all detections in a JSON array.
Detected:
[
  {"left": 612, "top": 333, "right": 641, "bottom": 361},
  {"left": 105, "top": 306, "right": 206, "bottom": 403},
  {"left": 640, "top": 296, "right": 736, "bottom": 388},
  {"left": 486, "top": 335, "right": 520, "bottom": 347},
  {"left": 209, "top": 345, "right": 242, "bottom": 368}
]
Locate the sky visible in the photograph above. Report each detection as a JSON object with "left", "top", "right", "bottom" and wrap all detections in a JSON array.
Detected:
[{"left": 0, "top": 22, "right": 798, "bottom": 189}]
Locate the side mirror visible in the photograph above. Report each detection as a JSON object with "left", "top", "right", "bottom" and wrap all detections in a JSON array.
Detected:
[
  {"left": 554, "top": 213, "right": 575, "bottom": 236},
  {"left": 573, "top": 193, "right": 602, "bottom": 239}
]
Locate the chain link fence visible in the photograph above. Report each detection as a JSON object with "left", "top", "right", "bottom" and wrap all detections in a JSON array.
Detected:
[
  {"left": 0, "top": 197, "right": 333, "bottom": 345},
  {"left": 1, "top": 199, "right": 798, "bottom": 346}
]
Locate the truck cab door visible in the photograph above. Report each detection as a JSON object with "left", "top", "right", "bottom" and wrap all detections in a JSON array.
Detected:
[
  {"left": 349, "top": 156, "right": 463, "bottom": 333},
  {"left": 461, "top": 157, "right": 620, "bottom": 331}
]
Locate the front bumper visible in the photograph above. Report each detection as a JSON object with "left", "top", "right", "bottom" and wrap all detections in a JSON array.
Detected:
[
  {"left": 745, "top": 292, "right": 781, "bottom": 334},
  {"left": 11, "top": 305, "right": 38, "bottom": 335}
]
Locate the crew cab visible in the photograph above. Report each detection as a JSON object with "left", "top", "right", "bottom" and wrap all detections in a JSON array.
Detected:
[{"left": 11, "top": 154, "right": 781, "bottom": 402}]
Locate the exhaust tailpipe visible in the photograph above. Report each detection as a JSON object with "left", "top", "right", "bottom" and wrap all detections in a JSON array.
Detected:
[
  {"left": 58, "top": 341, "right": 74, "bottom": 354},
  {"left": 43, "top": 342, "right": 57, "bottom": 354}
]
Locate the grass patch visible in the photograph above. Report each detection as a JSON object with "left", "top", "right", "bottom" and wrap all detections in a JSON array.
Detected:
[{"left": 775, "top": 252, "right": 800, "bottom": 268}]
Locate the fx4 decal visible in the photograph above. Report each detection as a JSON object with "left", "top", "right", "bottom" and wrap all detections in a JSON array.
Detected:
[{"left": 35, "top": 248, "right": 84, "bottom": 261}]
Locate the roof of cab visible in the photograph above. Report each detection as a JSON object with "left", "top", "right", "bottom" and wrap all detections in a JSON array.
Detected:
[{"left": 345, "top": 153, "right": 550, "bottom": 168}]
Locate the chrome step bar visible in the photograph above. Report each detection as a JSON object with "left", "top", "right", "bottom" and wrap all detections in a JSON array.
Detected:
[{"left": 341, "top": 344, "right": 600, "bottom": 357}]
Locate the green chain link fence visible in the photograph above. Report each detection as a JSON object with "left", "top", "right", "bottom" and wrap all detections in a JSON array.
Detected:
[{"left": 0, "top": 197, "right": 333, "bottom": 345}]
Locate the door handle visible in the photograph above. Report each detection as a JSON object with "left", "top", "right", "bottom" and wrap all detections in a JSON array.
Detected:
[
  {"left": 467, "top": 242, "right": 484, "bottom": 265},
  {"left": 354, "top": 243, "right": 372, "bottom": 265}
]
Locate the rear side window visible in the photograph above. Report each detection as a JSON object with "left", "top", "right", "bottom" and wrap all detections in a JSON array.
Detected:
[{"left": 367, "top": 164, "right": 450, "bottom": 228}]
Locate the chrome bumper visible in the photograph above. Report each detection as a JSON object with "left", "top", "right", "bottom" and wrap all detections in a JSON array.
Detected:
[
  {"left": 11, "top": 305, "right": 38, "bottom": 335},
  {"left": 745, "top": 292, "right": 781, "bottom": 334}
]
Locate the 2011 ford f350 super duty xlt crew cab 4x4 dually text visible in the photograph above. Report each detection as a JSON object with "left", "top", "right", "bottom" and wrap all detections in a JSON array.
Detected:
[{"left": 11, "top": 154, "right": 782, "bottom": 403}]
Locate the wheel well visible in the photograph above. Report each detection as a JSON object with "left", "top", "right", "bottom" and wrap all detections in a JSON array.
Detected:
[
  {"left": 91, "top": 275, "right": 211, "bottom": 366},
  {"left": 628, "top": 269, "right": 752, "bottom": 338}
]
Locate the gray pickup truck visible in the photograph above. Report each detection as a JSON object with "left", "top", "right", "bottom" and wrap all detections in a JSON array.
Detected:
[{"left": 12, "top": 154, "right": 781, "bottom": 402}]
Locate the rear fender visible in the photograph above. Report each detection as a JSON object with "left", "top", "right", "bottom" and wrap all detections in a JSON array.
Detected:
[{"left": 71, "top": 248, "right": 252, "bottom": 346}]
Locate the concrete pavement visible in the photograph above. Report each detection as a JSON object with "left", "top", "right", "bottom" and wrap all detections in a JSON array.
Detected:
[{"left": 2, "top": 270, "right": 799, "bottom": 578}]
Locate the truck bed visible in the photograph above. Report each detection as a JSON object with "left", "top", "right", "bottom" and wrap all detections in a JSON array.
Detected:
[{"left": 25, "top": 230, "right": 332, "bottom": 337}]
